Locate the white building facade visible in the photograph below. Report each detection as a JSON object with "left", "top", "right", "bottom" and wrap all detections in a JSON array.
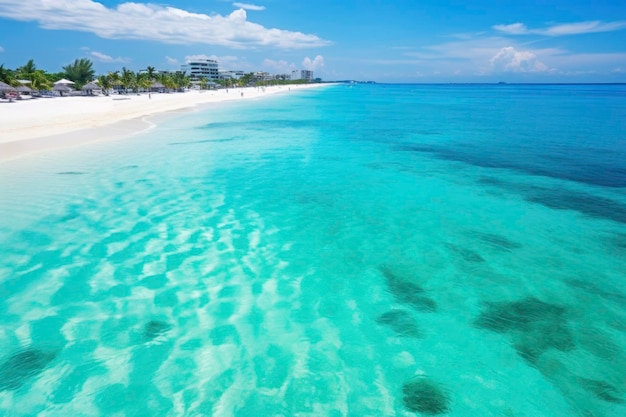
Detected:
[
  {"left": 218, "top": 70, "right": 245, "bottom": 80},
  {"left": 291, "top": 70, "right": 313, "bottom": 82},
  {"left": 182, "top": 59, "right": 219, "bottom": 81}
]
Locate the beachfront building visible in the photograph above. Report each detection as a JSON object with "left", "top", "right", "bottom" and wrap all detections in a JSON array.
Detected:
[
  {"left": 181, "top": 59, "right": 219, "bottom": 81},
  {"left": 275, "top": 73, "right": 291, "bottom": 81},
  {"left": 254, "top": 72, "right": 274, "bottom": 82},
  {"left": 218, "top": 70, "right": 245, "bottom": 81},
  {"left": 291, "top": 70, "right": 313, "bottom": 82}
]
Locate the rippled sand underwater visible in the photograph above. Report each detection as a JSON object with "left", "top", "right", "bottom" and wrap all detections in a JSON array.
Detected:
[{"left": 1, "top": 84, "right": 625, "bottom": 416}]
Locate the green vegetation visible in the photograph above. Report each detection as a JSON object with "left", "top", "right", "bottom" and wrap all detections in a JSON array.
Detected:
[
  {"left": 1, "top": 58, "right": 315, "bottom": 94},
  {"left": 62, "top": 58, "right": 95, "bottom": 88},
  {"left": 0, "top": 58, "right": 192, "bottom": 94}
]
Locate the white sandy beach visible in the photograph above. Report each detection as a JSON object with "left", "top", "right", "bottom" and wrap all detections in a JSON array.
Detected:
[{"left": 0, "top": 83, "right": 331, "bottom": 161}]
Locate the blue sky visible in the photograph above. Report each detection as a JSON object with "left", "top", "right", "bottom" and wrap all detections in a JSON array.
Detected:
[{"left": 0, "top": 0, "right": 625, "bottom": 82}]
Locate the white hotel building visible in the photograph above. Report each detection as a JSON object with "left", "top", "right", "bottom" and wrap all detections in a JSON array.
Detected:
[
  {"left": 218, "top": 70, "right": 245, "bottom": 81},
  {"left": 181, "top": 59, "right": 219, "bottom": 81},
  {"left": 291, "top": 70, "right": 313, "bottom": 82}
]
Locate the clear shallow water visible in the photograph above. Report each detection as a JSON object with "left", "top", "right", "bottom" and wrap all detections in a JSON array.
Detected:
[{"left": 1, "top": 84, "right": 625, "bottom": 416}]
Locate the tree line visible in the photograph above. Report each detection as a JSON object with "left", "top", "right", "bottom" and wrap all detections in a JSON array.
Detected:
[
  {"left": 0, "top": 59, "right": 191, "bottom": 92},
  {"left": 1, "top": 59, "right": 96, "bottom": 90},
  {"left": 1, "top": 58, "right": 314, "bottom": 93}
]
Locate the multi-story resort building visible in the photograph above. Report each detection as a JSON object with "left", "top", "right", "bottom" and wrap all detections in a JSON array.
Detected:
[
  {"left": 218, "top": 70, "right": 245, "bottom": 81},
  {"left": 181, "top": 59, "right": 219, "bottom": 81},
  {"left": 171, "top": 57, "right": 317, "bottom": 85},
  {"left": 291, "top": 70, "right": 313, "bottom": 82},
  {"left": 254, "top": 72, "right": 275, "bottom": 82}
]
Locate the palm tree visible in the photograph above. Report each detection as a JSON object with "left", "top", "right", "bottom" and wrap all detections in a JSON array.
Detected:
[
  {"left": 97, "top": 74, "right": 112, "bottom": 95},
  {"left": 15, "top": 59, "right": 36, "bottom": 85},
  {"left": 0, "top": 64, "right": 16, "bottom": 85},
  {"left": 158, "top": 73, "right": 175, "bottom": 92},
  {"left": 120, "top": 67, "right": 135, "bottom": 93},
  {"left": 146, "top": 66, "right": 156, "bottom": 82},
  {"left": 107, "top": 71, "right": 121, "bottom": 93},
  {"left": 172, "top": 71, "right": 190, "bottom": 91},
  {"left": 137, "top": 73, "right": 151, "bottom": 93},
  {"left": 15, "top": 60, "right": 51, "bottom": 91},
  {"left": 29, "top": 70, "right": 51, "bottom": 91},
  {"left": 62, "top": 58, "right": 95, "bottom": 88},
  {"left": 239, "top": 72, "right": 254, "bottom": 87},
  {"left": 16, "top": 59, "right": 37, "bottom": 78}
]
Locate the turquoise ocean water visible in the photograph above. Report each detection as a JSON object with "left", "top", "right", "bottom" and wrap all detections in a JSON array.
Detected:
[{"left": 1, "top": 84, "right": 625, "bottom": 416}]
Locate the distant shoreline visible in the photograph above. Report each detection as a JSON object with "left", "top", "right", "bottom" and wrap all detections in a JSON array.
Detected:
[
  {"left": 0, "top": 84, "right": 336, "bottom": 162},
  {"left": 363, "top": 82, "right": 626, "bottom": 85}
]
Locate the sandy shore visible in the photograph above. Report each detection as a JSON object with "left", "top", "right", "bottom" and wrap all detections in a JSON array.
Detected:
[{"left": 0, "top": 83, "right": 332, "bottom": 161}]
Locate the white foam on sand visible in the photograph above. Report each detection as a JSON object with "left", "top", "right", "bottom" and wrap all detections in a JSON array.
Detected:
[{"left": 0, "top": 84, "right": 333, "bottom": 161}]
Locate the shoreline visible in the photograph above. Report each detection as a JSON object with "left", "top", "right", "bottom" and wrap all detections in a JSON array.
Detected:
[{"left": 0, "top": 83, "right": 335, "bottom": 162}]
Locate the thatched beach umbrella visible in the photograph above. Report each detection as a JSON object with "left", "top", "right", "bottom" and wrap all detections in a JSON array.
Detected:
[
  {"left": 0, "top": 81, "right": 16, "bottom": 92},
  {"left": 16, "top": 85, "right": 32, "bottom": 93},
  {"left": 82, "top": 81, "right": 99, "bottom": 95},
  {"left": 52, "top": 84, "right": 72, "bottom": 96},
  {"left": 54, "top": 78, "right": 75, "bottom": 85},
  {"left": 0, "top": 81, "right": 18, "bottom": 101}
]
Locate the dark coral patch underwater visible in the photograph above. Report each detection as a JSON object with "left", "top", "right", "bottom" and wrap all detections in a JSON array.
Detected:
[
  {"left": 143, "top": 320, "right": 172, "bottom": 341},
  {"left": 0, "top": 348, "right": 57, "bottom": 391},
  {"left": 474, "top": 297, "right": 575, "bottom": 364},
  {"left": 474, "top": 297, "right": 566, "bottom": 333},
  {"left": 380, "top": 266, "right": 438, "bottom": 312},
  {"left": 445, "top": 243, "right": 485, "bottom": 263},
  {"left": 471, "top": 231, "right": 522, "bottom": 251},
  {"left": 478, "top": 176, "right": 626, "bottom": 225},
  {"left": 578, "top": 378, "right": 625, "bottom": 404},
  {"left": 401, "top": 377, "right": 450, "bottom": 415},
  {"left": 376, "top": 310, "right": 422, "bottom": 338}
]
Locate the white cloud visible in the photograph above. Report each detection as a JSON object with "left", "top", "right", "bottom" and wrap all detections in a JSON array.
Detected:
[
  {"left": 90, "top": 51, "right": 130, "bottom": 63},
  {"left": 233, "top": 2, "right": 265, "bottom": 11},
  {"left": 165, "top": 56, "right": 179, "bottom": 65},
  {"left": 391, "top": 35, "right": 567, "bottom": 76},
  {"left": 302, "top": 55, "right": 324, "bottom": 71},
  {"left": 493, "top": 23, "right": 528, "bottom": 35},
  {"left": 494, "top": 20, "right": 626, "bottom": 36},
  {"left": 0, "top": 45, "right": 4, "bottom": 52},
  {"left": 185, "top": 54, "right": 216, "bottom": 63},
  {"left": 263, "top": 59, "right": 295, "bottom": 73},
  {"left": 0, "top": 0, "right": 329, "bottom": 49},
  {"left": 543, "top": 21, "right": 626, "bottom": 35},
  {"left": 490, "top": 47, "right": 548, "bottom": 72}
]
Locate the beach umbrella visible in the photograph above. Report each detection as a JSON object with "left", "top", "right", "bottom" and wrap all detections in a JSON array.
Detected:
[
  {"left": 82, "top": 82, "right": 99, "bottom": 90},
  {"left": 16, "top": 85, "right": 32, "bottom": 93},
  {"left": 82, "top": 81, "right": 100, "bottom": 95},
  {"left": 0, "top": 81, "right": 18, "bottom": 101},
  {"left": 52, "top": 84, "right": 72, "bottom": 96},
  {"left": 53, "top": 84, "right": 72, "bottom": 92},
  {"left": 0, "top": 81, "right": 17, "bottom": 92},
  {"left": 54, "top": 78, "right": 75, "bottom": 85}
]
